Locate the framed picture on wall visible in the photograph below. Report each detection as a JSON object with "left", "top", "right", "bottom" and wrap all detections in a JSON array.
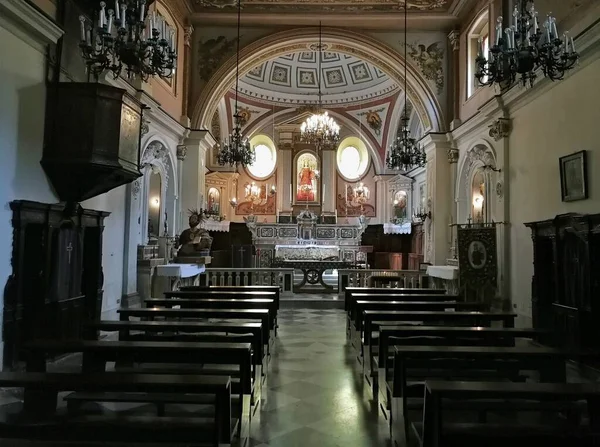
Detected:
[{"left": 559, "top": 150, "right": 588, "bottom": 202}]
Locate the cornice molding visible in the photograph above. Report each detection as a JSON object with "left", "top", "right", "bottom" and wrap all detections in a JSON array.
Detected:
[{"left": 0, "top": 0, "right": 63, "bottom": 51}]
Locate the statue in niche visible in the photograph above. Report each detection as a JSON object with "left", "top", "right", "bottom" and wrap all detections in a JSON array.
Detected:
[
  {"left": 296, "top": 153, "right": 318, "bottom": 202},
  {"left": 177, "top": 209, "right": 213, "bottom": 257}
]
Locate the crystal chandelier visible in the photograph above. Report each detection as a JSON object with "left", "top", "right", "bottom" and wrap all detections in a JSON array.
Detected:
[
  {"left": 476, "top": 1, "right": 579, "bottom": 89},
  {"left": 300, "top": 22, "right": 340, "bottom": 150},
  {"left": 386, "top": 2, "right": 425, "bottom": 172},
  {"left": 217, "top": 0, "right": 255, "bottom": 168},
  {"left": 78, "top": 1, "right": 176, "bottom": 81}
]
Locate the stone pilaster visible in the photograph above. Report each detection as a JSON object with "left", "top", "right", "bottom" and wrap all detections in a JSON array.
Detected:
[
  {"left": 447, "top": 148, "right": 459, "bottom": 259},
  {"left": 423, "top": 134, "right": 452, "bottom": 265},
  {"left": 180, "top": 130, "right": 214, "bottom": 231},
  {"left": 180, "top": 24, "right": 194, "bottom": 127},
  {"left": 448, "top": 29, "right": 461, "bottom": 130}
]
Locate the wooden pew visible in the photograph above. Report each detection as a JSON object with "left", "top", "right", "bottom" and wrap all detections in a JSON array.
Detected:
[
  {"left": 0, "top": 372, "right": 232, "bottom": 447},
  {"left": 362, "top": 310, "right": 517, "bottom": 353},
  {"left": 88, "top": 320, "right": 265, "bottom": 376},
  {"left": 419, "top": 380, "right": 600, "bottom": 447},
  {"left": 87, "top": 320, "right": 266, "bottom": 404},
  {"left": 344, "top": 287, "right": 446, "bottom": 311},
  {"left": 376, "top": 326, "right": 549, "bottom": 406},
  {"left": 23, "top": 340, "right": 253, "bottom": 435},
  {"left": 390, "top": 345, "right": 568, "bottom": 445},
  {"left": 170, "top": 289, "right": 280, "bottom": 311}
]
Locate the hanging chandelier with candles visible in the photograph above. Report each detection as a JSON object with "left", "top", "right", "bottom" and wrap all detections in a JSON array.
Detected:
[
  {"left": 386, "top": 3, "right": 425, "bottom": 172},
  {"left": 217, "top": 0, "right": 255, "bottom": 168},
  {"left": 300, "top": 23, "right": 341, "bottom": 150},
  {"left": 78, "top": 1, "right": 177, "bottom": 81},
  {"left": 475, "top": 1, "right": 579, "bottom": 89}
]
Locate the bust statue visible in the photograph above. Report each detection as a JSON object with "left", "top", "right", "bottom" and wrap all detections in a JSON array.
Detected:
[{"left": 177, "top": 209, "right": 213, "bottom": 257}]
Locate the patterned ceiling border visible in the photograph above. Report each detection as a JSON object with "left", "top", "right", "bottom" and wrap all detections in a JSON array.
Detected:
[{"left": 192, "top": 28, "right": 444, "bottom": 134}]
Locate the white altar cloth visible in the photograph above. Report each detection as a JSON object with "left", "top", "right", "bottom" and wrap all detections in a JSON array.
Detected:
[
  {"left": 383, "top": 222, "right": 412, "bottom": 235},
  {"left": 275, "top": 244, "right": 339, "bottom": 261},
  {"left": 156, "top": 263, "right": 206, "bottom": 278},
  {"left": 426, "top": 265, "right": 459, "bottom": 280},
  {"left": 201, "top": 220, "right": 230, "bottom": 232}
]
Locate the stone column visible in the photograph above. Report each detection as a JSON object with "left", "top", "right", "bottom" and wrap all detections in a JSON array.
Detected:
[
  {"left": 175, "top": 145, "right": 187, "bottom": 233},
  {"left": 448, "top": 30, "right": 461, "bottom": 129},
  {"left": 447, "top": 148, "right": 459, "bottom": 259},
  {"left": 373, "top": 176, "right": 387, "bottom": 224},
  {"left": 180, "top": 24, "right": 194, "bottom": 127},
  {"left": 423, "top": 134, "right": 452, "bottom": 265},
  {"left": 321, "top": 149, "right": 335, "bottom": 213},
  {"left": 181, "top": 130, "right": 215, "bottom": 230}
]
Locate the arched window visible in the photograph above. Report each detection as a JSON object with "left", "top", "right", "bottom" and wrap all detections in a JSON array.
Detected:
[
  {"left": 247, "top": 135, "right": 277, "bottom": 179},
  {"left": 467, "top": 9, "right": 490, "bottom": 98},
  {"left": 336, "top": 137, "right": 369, "bottom": 181}
]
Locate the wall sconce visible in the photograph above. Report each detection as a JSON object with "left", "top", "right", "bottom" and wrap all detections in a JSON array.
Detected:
[
  {"left": 151, "top": 197, "right": 160, "bottom": 208},
  {"left": 269, "top": 184, "right": 276, "bottom": 196},
  {"left": 413, "top": 208, "right": 431, "bottom": 221},
  {"left": 472, "top": 195, "right": 484, "bottom": 209},
  {"left": 229, "top": 198, "right": 238, "bottom": 208}
]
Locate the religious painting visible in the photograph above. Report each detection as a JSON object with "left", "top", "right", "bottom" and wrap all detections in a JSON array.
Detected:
[
  {"left": 295, "top": 152, "right": 319, "bottom": 204},
  {"left": 206, "top": 187, "right": 220, "bottom": 216},
  {"left": 560, "top": 150, "right": 588, "bottom": 202},
  {"left": 336, "top": 170, "right": 376, "bottom": 217},
  {"left": 393, "top": 190, "right": 408, "bottom": 220},
  {"left": 236, "top": 176, "right": 277, "bottom": 215}
]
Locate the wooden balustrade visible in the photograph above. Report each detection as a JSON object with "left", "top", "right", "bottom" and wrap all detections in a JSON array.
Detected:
[
  {"left": 337, "top": 269, "right": 430, "bottom": 298},
  {"left": 200, "top": 268, "right": 294, "bottom": 297}
]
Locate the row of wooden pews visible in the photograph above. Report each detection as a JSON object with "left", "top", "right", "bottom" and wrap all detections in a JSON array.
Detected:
[
  {"left": 346, "top": 286, "right": 600, "bottom": 447},
  {"left": 0, "top": 284, "right": 280, "bottom": 447}
]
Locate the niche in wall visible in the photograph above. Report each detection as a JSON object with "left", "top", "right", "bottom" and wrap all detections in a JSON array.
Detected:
[
  {"left": 471, "top": 168, "right": 486, "bottom": 223},
  {"left": 148, "top": 171, "right": 162, "bottom": 239}
]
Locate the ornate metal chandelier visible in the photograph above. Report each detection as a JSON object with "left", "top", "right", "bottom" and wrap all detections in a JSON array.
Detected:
[
  {"left": 79, "top": 1, "right": 176, "bottom": 81},
  {"left": 386, "top": 2, "right": 425, "bottom": 172},
  {"left": 475, "top": 1, "right": 579, "bottom": 89},
  {"left": 300, "top": 22, "right": 340, "bottom": 150},
  {"left": 217, "top": 0, "right": 255, "bottom": 168}
]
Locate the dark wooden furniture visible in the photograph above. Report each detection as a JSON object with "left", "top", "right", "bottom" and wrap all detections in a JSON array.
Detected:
[
  {"left": 419, "top": 381, "right": 600, "bottom": 447},
  {"left": 344, "top": 287, "right": 446, "bottom": 312},
  {"left": 3, "top": 201, "right": 109, "bottom": 370},
  {"left": 0, "top": 372, "right": 232, "bottom": 446},
  {"left": 392, "top": 345, "right": 568, "bottom": 445},
  {"left": 408, "top": 222, "right": 424, "bottom": 270},
  {"left": 526, "top": 213, "right": 600, "bottom": 355},
  {"left": 178, "top": 286, "right": 281, "bottom": 309}
]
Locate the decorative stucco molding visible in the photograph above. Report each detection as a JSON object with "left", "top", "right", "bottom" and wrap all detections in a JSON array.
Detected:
[
  {"left": 141, "top": 141, "right": 172, "bottom": 187},
  {"left": 447, "top": 148, "right": 459, "bottom": 164},
  {"left": 176, "top": 145, "right": 188, "bottom": 161},
  {"left": 0, "top": 0, "right": 63, "bottom": 50},
  {"left": 184, "top": 25, "right": 194, "bottom": 48},
  {"left": 448, "top": 30, "right": 460, "bottom": 51},
  {"left": 488, "top": 118, "right": 511, "bottom": 141}
]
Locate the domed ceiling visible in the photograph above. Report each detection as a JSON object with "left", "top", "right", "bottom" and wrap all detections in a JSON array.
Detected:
[{"left": 237, "top": 51, "right": 400, "bottom": 105}]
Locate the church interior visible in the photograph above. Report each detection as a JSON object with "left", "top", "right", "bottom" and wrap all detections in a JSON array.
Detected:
[{"left": 1, "top": 0, "right": 600, "bottom": 445}]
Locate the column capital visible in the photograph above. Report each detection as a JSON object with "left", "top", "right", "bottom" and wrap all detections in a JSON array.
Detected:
[
  {"left": 488, "top": 118, "right": 512, "bottom": 141},
  {"left": 447, "top": 148, "right": 459, "bottom": 164},
  {"left": 176, "top": 145, "right": 187, "bottom": 161},
  {"left": 448, "top": 29, "right": 460, "bottom": 51},
  {"left": 185, "top": 129, "right": 216, "bottom": 152}
]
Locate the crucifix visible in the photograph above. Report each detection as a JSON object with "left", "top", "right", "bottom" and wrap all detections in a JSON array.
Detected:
[{"left": 66, "top": 242, "right": 73, "bottom": 264}]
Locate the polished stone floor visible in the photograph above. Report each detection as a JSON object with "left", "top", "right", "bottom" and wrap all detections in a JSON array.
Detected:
[{"left": 248, "top": 308, "right": 391, "bottom": 447}]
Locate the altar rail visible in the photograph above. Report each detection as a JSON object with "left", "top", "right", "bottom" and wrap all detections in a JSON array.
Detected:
[
  {"left": 337, "top": 269, "right": 430, "bottom": 298},
  {"left": 200, "top": 268, "right": 294, "bottom": 297}
]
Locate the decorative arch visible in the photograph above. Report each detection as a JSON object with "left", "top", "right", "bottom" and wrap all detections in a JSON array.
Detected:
[
  {"left": 137, "top": 139, "right": 178, "bottom": 242},
  {"left": 456, "top": 140, "right": 499, "bottom": 225},
  {"left": 191, "top": 28, "right": 444, "bottom": 134}
]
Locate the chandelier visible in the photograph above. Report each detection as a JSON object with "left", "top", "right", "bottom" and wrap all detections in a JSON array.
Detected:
[
  {"left": 300, "top": 22, "right": 340, "bottom": 150},
  {"left": 386, "top": 2, "right": 425, "bottom": 172},
  {"left": 78, "top": 1, "right": 176, "bottom": 81},
  {"left": 217, "top": 0, "right": 255, "bottom": 168},
  {"left": 476, "top": 1, "right": 579, "bottom": 89}
]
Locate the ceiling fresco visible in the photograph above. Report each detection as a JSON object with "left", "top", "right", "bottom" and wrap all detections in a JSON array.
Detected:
[{"left": 236, "top": 51, "right": 399, "bottom": 105}]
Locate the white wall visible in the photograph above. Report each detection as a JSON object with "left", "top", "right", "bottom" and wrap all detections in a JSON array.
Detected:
[
  {"left": 0, "top": 25, "right": 59, "bottom": 348},
  {"left": 509, "top": 58, "right": 600, "bottom": 319}
]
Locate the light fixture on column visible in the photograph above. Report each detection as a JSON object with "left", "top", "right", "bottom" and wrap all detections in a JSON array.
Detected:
[
  {"left": 413, "top": 207, "right": 431, "bottom": 221},
  {"left": 386, "top": 2, "right": 426, "bottom": 172},
  {"left": 475, "top": 1, "right": 579, "bottom": 89},
  {"left": 217, "top": 0, "right": 255, "bottom": 168},
  {"left": 78, "top": 1, "right": 177, "bottom": 81},
  {"left": 353, "top": 182, "right": 370, "bottom": 214},
  {"left": 300, "top": 22, "right": 340, "bottom": 151}
]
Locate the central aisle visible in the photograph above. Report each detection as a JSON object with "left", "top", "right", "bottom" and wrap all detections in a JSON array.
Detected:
[{"left": 249, "top": 308, "right": 392, "bottom": 447}]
